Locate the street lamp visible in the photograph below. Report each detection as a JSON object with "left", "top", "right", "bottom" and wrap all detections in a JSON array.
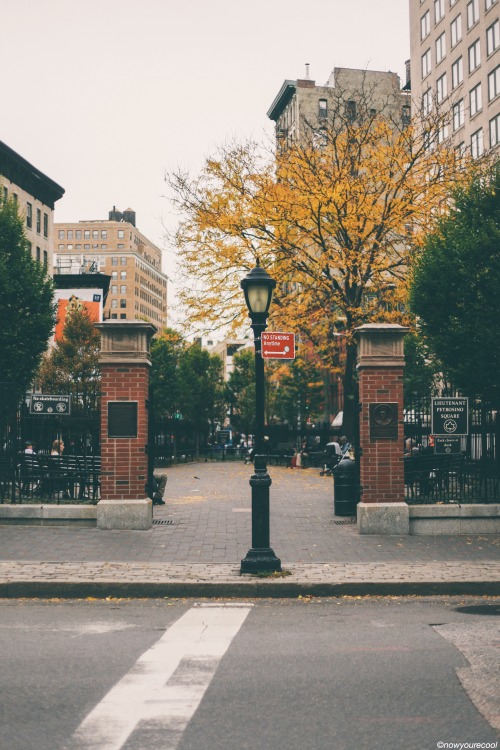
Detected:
[{"left": 240, "top": 261, "right": 281, "bottom": 573}]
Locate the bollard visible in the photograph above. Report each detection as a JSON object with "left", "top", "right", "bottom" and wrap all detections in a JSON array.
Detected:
[{"left": 333, "top": 457, "right": 359, "bottom": 516}]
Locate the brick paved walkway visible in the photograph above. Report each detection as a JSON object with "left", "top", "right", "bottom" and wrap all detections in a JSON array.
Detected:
[{"left": 0, "top": 462, "right": 499, "bottom": 597}]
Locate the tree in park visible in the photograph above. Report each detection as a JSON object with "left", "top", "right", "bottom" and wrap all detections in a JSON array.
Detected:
[
  {"left": 225, "top": 348, "right": 256, "bottom": 436},
  {"left": 150, "top": 327, "right": 185, "bottom": 419},
  {"left": 176, "top": 343, "right": 225, "bottom": 455},
  {"left": 409, "top": 166, "right": 500, "bottom": 407},
  {"left": 0, "top": 193, "right": 56, "bottom": 409},
  {"left": 166, "top": 83, "right": 475, "bottom": 436},
  {"left": 271, "top": 355, "right": 325, "bottom": 433},
  {"left": 37, "top": 305, "right": 101, "bottom": 413}
]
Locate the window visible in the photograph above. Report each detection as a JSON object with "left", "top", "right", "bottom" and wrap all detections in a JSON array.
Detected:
[
  {"left": 487, "top": 20, "right": 500, "bottom": 55},
  {"left": 488, "top": 65, "right": 500, "bottom": 99},
  {"left": 67, "top": 244, "right": 73, "bottom": 250},
  {"left": 58, "top": 244, "right": 64, "bottom": 250},
  {"left": 43, "top": 250, "right": 48, "bottom": 267},
  {"left": 451, "top": 14, "right": 462, "bottom": 46},
  {"left": 36, "top": 208, "right": 41, "bottom": 234},
  {"left": 453, "top": 99, "right": 465, "bottom": 129},
  {"left": 36, "top": 246, "right": 40, "bottom": 262},
  {"left": 120, "top": 271, "right": 127, "bottom": 279},
  {"left": 467, "top": 0, "right": 479, "bottom": 28},
  {"left": 75, "top": 230, "right": 82, "bottom": 239},
  {"left": 471, "top": 128, "right": 484, "bottom": 157},
  {"left": 111, "top": 285, "right": 118, "bottom": 294},
  {"left": 120, "top": 314, "right": 127, "bottom": 319},
  {"left": 101, "top": 244, "right": 107, "bottom": 249},
  {"left": 75, "top": 244, "right": 81, "bottom": 250},
  {"left": 435, "top": 0, "right": 445, "bottom": 22},
  {"left": 490, "top": 113, "right": 500, "bottom": 145},
  {"left": 346, "top": 101, "right": 356, "bottom": 122},
  {"left": 438, "top": 123, "right": 449, "bottom": 143},
  {"left": 101, "top": 230, "right": 107, "bottom": 239},
  {"left": 422, "top": 48, "right": 432, "bottom": 78},
  {"left": 111, "top": 271, "right": 118, "bottom": 280},
  {"left": 450, "top": 0, "right": 458, "bottom": 5},
  {"left": 84, "top": 230, "right": 90, "bottom": 239},
  {"left": 111, "top": 257, "right": 118, "bottom": 266},
  {"left": 58, "top": 229, "right": 64, "bottom": 239},
  {"left": 26, "top": 203, "right": 32, "bottom": 229},
  {"left": 120, "top": 299, "right": 127, "bottom": 308},
  {"left": 111, "top": 299, "right": 118, "bottom": 309},
  {"left": 118, "top": 230, "right": 124, "bottom": 239},
  {"left": 486, "top": 0, "right": 498, "bottom": 9},
  {"left": 111, "top": 313, "right": 118, "bottom": 319},
  {"left": 402, "top": 105, "right": 411, "bottom": 125},
  {"left": 452, "top": 56, "right": 463, "bottom": 88},
  {"left": 436, "top": 32, "right": 446, "bottom": 63},
  {"left": 318, "top": 98, "right": 327, "bottom": 119},
  {"left": 437, "top": 73, "right": 448, "bottom": 102},
  {"left": 468, "top": 39, "right": 481, "bottom": 72},
  {"left": 43, "top": 213, "right": 49, "bottom": 237},
  {"left": 423, "top": 87, "right": 433, "bottom": 115},
  {"left": 117, "top": 244, "right": 124, "bottom": 249},
  {"left": 92, "top": 230, "right": 98, "bottom": 239},
  {"left": 120, "top": 285, "right": 127, "bottom": 294},
  {"left": 421, "top": 10, "right": 430, "bottom": 39},
  {"left": 120, "top": 256, "right": 127, "bottom": 265},
  {"left": 470, "top": 82, "right": 482, "bottom": 115},
  {"left": 84, "top": 244, "right": 90, "bottom": 250}
]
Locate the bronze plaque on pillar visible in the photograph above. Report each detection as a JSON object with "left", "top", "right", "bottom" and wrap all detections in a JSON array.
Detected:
[
  {"left": 108, "top": 402, "right": 138, "bottom": 438},
  {"left": 369, "top": 402, "right": 398, "bottom": 440}
]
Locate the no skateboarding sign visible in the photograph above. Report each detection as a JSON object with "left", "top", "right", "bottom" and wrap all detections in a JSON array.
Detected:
[
  {"left": 29, "top": 394, "right": 72, "bottom": 415},
  {"left": 431, "top": 397, "right": 468, "bottom": 436}
]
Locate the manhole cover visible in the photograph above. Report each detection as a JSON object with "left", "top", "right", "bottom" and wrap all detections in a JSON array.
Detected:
[
  {"left": 332, "top": 518, "right": 356, "bottom": 525},
  {"left": 153, "top": 519, "right": 175, "bottom": 526},
  {"left": 455, "top": 605, "right": 500, "bottom": 616}
]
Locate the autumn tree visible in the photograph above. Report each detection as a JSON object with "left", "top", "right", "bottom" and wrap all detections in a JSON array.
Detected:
[
  {"left": 0, "top": 193, "right": 56, "bottom": 410},
  {"left": 37, "top": 306, "right": 101, "bottom": 413},
  {"left": 409, "top": 165, "right": 500, "bottom": 407},
  {"left": 167, "top": 80, "right": 478, "bottom": 436}
]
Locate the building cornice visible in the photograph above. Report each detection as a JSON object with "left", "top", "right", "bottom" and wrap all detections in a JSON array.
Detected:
[
  {"left": 0, "top": 141, "right": 65, "bottom": 209},
  {"left": 267, "top": 80, "right": 297, "bottom": 121}
]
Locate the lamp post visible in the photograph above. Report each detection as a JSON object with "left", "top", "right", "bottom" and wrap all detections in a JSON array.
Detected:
[{"left": 240, "top": 261, "right": 281, "bottom": 573}]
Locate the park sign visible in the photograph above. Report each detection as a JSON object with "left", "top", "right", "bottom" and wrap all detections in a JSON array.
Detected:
[
  {"left": 261, "top": 332, "right": 296, "bottom": 360},
  {"left": 30, "top": 394, "right": 72, "bottom": 416},
  {"left": 431, "top": 397, "right": 468, "bottom": 436}
]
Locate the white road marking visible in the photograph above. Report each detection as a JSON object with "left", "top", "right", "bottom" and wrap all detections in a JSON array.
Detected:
[{"left": 64, "top": 604, "right": 252, "bottom": 750}]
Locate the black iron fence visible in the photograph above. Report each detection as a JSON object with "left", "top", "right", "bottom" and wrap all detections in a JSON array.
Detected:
[
  {"left": 0, "top": 403, "right": 100, "bottom": 504},
  {"left": 404, "top": 396, "right": 499, "bottom": 504}
]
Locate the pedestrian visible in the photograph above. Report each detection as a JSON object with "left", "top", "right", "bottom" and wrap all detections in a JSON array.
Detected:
[
  {"left": 339, "top": 435, "right": 352, "bottom": 458},
  {"left": 24, "top": 441, "right": 36, "bottom": 455},
  {"left": 51, "top": 439, "right": 65, "bottom": 456}
]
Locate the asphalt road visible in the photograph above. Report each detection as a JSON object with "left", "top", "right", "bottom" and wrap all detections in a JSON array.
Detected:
[{"left": 0, "top": 596, "right": 498, "bottom": 750}]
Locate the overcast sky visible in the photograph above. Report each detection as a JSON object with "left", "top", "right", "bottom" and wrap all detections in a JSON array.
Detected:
[{"left": 1, "top": 0, "right": 409, "bottom": 314}]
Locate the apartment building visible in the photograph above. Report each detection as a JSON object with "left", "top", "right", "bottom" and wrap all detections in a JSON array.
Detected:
[
  {"left": 54, "top": 207, "right": 168, "bottom": 327},
  {"left": 267, "top": 66, "right": 411, "bottom": 146},
  {"left": 410, "top": 0, "right": 500, "bottom": 155},
  {"left": 0, "top": 140, "right": 65, "bottom": 268}
]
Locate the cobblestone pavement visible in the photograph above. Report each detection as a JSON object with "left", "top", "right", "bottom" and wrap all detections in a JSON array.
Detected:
[{"left": 0, "top": 462, "right": 499, "bottom": 597}]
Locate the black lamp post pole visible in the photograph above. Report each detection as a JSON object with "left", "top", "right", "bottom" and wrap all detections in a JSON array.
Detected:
[{"left": 240, "top": 319, "right": 281, "bottom": 574}]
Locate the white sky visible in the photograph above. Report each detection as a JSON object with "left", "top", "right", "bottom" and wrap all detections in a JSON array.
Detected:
[{"left": 1, "top": 0, "right": 409, "bottom": 318}]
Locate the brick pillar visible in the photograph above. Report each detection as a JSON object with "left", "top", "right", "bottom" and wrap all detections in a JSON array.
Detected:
[
  {"left": 356, "top": 324, "right": 409, "bottom": 535},
  {"left": 95, "top": 321, "right": 157, "bottom": 530}
]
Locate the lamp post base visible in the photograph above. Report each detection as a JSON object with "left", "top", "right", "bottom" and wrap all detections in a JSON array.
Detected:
[{"left": 240, "top": 548, "right": 282, "bottom": 574}]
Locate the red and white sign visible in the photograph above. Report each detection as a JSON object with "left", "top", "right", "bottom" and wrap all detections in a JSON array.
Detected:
[{"left": 261, "top": 332, "right": 296, "bottom": 359}]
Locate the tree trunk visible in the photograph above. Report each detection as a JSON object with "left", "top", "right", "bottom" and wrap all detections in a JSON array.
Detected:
[{"left": 341, "top": 341, "right": 359, "bottom": 448}]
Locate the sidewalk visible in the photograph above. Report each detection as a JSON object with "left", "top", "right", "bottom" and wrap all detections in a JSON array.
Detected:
[{"left": 0, "top": 462, "right": 499, "bottom": 598}]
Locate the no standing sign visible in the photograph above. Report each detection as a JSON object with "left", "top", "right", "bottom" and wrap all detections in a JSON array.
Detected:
[{"left": 261, "top": 332, "right": 296, "bottom": 360}]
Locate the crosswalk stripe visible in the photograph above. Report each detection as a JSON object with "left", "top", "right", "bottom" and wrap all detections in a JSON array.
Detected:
[{"left": 64, "top": 604, "right": 253, "bottom": 750}]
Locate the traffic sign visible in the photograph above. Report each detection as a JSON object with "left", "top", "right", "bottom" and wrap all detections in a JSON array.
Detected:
[
  {"left": 30, "top": 394, "right": 72, "bottom": 415},
  {"left": 261, "top": 332, "right": 295, "bottom": 359},
  {"left": 431, "top": 397, "right": 468, "bottom": 436}
]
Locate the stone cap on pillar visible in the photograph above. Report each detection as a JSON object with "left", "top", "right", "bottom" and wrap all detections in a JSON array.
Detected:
[
  {"left": 96, "top": 320, "right": 157, "bottom": 366},
  {"left": 355, "top": 323, "right": 409, "bottom": 369}
]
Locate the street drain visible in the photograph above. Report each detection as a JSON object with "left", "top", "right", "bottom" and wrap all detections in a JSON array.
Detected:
[
  {"left": 332, "top": 518, "right": 356, "bottom": 525},
  {"left": 153, "top": 519, "right": 175, "bottom": 526}
]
